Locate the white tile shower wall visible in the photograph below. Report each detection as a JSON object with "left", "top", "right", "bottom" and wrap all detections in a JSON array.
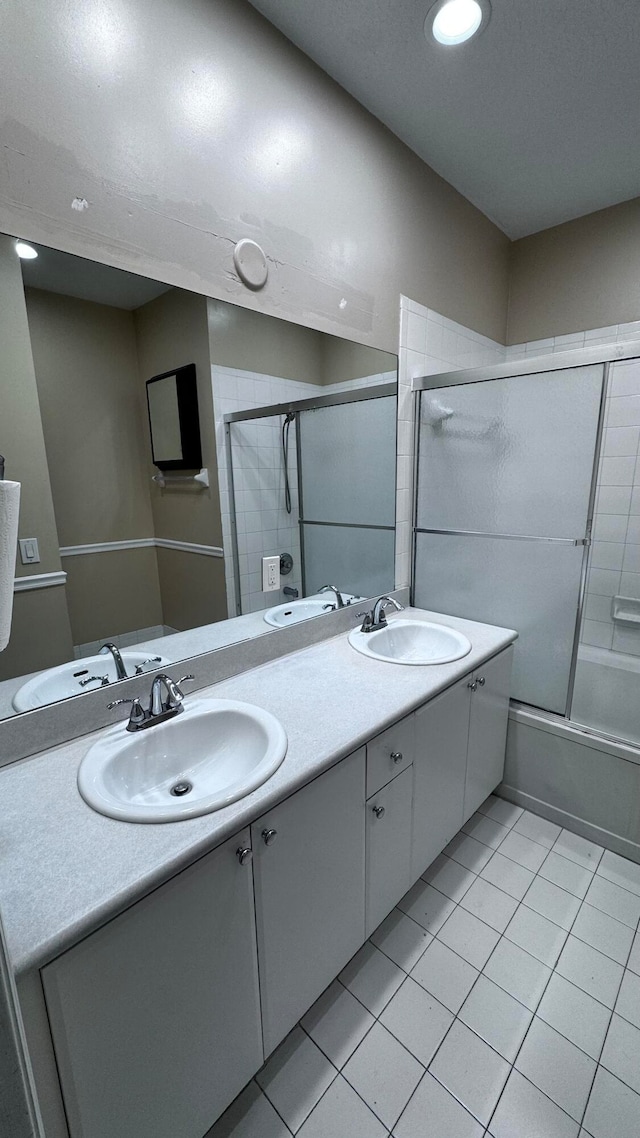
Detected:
[
  {"left": 583, "top": 359, "right": 640, "bottom": 654},
  {"left": 212, "top": 366, "right": 394, "bottom": 616},
  {"left": 506, "top": 320, "right": 640, "bottom": 361},
  {"left": 396, "top": 298, "right": 506, "bottom": 588}
]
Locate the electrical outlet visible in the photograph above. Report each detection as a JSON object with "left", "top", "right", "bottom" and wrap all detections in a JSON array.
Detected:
[
  {"left": 19, "top": 537, "right": 40, "bottom": 565},
  {"left": 262, "top": 555, "right": 280, "bottom": 592}
]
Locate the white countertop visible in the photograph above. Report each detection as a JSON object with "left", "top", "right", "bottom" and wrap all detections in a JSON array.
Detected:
[{"left": 0, "top": 609, "right": 516, "bottom": 977}]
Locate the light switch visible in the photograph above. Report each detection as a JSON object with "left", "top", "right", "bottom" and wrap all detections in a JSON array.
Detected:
[
  {"left": 19, "top": 538, "right": 41, "bottom": 565},
  {"left": 262, "top": 555, "right": 280, "bottom": 592}
]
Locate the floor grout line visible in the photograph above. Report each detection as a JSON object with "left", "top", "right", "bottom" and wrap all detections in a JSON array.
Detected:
[{"left": 484, "top": 857, "right": 589, "bottom": 1133}]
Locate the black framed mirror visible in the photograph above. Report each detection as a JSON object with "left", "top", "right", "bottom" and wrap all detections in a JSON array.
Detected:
[{"left": 146, "top": 363, "right": 202, "bottom": 470}]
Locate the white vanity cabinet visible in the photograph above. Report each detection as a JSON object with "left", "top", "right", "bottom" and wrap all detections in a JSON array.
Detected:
[
  {"left": 36, "top": 644, "right": 513, "bottom": 1138},
  {"left": 42, "top": 828, "right": 263, "bottom": 1138},
  {"left": 251, "top": 748, "right": 366, "bottom": 1055},
  {"left": 464, "top": 646, "right": 513, "bottom": 820}
]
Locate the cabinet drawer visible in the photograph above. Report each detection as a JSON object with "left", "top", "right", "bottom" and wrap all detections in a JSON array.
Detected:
[{"left": 366, "top": 714, "right": 414, "bottom": 796}]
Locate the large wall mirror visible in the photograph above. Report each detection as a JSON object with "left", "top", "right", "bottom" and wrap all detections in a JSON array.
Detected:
[{"left": 0, "top": 233, "right": 398, "bottom": 719}]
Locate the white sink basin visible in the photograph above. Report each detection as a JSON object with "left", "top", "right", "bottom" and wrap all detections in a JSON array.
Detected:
[
  {"left": 78, "top": 698, "right": 288, "bottom": 823},
  {"left": 264, "top": 592, "right": 361, "bottom": 628},
  {"left": 348, "top": 619, "right": 472, "bottom": 666},
  {"left": 12, "top": 651, "right": 172, "bottom": 712}
]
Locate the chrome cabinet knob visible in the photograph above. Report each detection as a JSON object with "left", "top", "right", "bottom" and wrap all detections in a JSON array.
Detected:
[
  {"left": 391, "top": 751, "right": 403, "bottom": 764},
  {"left": 372, "top": 805, "right": 385, "bottom": 819},
  {"left": 477, "top": 676, "right": 486, "bottom": 686},
  {"left": 467, "top": 681, "right": 477, "bottom": 692},
  {"left": 236, "top": 846, "right": 253, "bottom": 866},
  {"left": 262, "top": 828, "right": 278, "bottom": 846}
]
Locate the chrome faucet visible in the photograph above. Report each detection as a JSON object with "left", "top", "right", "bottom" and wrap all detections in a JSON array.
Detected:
[
  {"left": 100, "top": 642, "right": 128, "bottom": 681},
  {"left": 358, "top": 595, "right": 404, "bottom": 633},
  {"left": 150, "top": 673, "right": 186, "bottom": 717},
  {"left": 108, "top": 673, "right": 194, "bottom": 732},
  {"left": 318, "top": 584, "right": 346, "bottom": 609}
]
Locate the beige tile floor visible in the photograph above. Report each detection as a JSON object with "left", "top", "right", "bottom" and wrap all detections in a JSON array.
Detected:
[{"left": 208, "top": 797, "right": 640, "bottom": 1138}]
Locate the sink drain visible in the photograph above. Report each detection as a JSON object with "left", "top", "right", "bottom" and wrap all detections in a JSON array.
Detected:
[{"left": 170, "top": 780, "right": 193, "bottom": 797}]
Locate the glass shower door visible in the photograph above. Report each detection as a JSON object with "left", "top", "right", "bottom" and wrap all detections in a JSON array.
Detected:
[
  {"left": 298, "top": 395, "right": 397, "bottom": 597},
  {"left": 414, "top": 364, "right": 605, "bottom": 714}
]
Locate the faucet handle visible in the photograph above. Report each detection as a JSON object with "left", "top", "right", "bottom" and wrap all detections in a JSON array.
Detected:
[
  {"left": 163, "top": 674, "right": 195, "bottom": 708},
  {"left": 106, "top": 697, "right": 146, "bottom": 729},
  {"left": 134, "top": 656, "right": 162, "bottom": 676},
  {"left": 356, "top": 610, "right": 374, "bottom": 633},
  {"left": 175, "top": 674, "right": 195, "bottom": 698},
  {"left": 79, "top": 674, "right": 110, "bottom": 688}
]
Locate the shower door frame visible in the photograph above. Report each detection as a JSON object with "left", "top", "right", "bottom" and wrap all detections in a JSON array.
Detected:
[
  {"left": 224, "top": 382, "right": 397, "bottom": 614},
  {"left": 410, "top": 339, "right": 640, "bottom": 720}
]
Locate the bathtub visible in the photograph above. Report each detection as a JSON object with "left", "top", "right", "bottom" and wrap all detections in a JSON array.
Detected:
[{"left": 571, "top": 642, "right": 640, "bottom": 748}]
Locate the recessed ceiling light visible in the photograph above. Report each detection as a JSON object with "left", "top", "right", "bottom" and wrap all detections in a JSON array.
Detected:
[
  {"left": 426, "top": 0, "right": 490, "bottom": 46},
  {"left": 15, "top": 241, "right": 38, "bottom": 260}
]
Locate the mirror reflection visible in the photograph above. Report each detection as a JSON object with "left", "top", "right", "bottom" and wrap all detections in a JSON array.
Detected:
[{"left": 0, "top": 235, "right": 397, "bottom": 717}]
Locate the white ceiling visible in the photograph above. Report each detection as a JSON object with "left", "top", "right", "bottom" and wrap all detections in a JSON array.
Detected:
[
  {"left": 249, "top": 0, "right": 640, "bottom": 238},
  {"left": 20, "top": 244, "right": 171, "bottom": 309}
]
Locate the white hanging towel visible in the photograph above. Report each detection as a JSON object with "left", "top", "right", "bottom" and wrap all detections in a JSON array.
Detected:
[{"left": 0, "top": 481, "right": 21, "bottom": 651}]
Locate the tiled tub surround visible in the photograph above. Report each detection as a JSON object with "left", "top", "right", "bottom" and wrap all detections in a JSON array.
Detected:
[
  {"left": 210, "top": 799, "right": 640, "bottom": 1138},
  {"left": 212, "top": 365, "right": 394, "bottom": 616},
  {"left": 401, "top": 311, "right": 640, "bottom": 846}
]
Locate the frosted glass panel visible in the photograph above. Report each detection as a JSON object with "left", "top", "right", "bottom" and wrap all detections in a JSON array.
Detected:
[
  {"left": 300, "top": 396, "right": 396, "bottom": 525},
  {"left": 303, "top": 525, "right": 395, "bottom": 599},
  {"left": 414, "top": 532, "right": 585, "bottom": 714},
  {"left": 417, "top": 365, "right": 603, "bottom": 538}
]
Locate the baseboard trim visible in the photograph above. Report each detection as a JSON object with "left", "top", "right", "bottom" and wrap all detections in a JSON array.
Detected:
[{"left": 499, "top": 782, "right": 640, "bottom": 865}]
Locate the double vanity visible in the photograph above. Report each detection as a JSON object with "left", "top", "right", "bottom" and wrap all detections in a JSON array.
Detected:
[{"left": 0, "top": 606, "right": 516, "bottom": 1138}]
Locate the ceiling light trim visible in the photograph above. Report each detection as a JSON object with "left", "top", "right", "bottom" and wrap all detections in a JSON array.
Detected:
[{"left": 425, "top": 0, "right": 491, "bottom": 48}]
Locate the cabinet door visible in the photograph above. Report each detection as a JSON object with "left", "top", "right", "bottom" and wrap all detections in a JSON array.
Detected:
[
  {"left": 366, "top": 766, "right": 413, "bottom": 936},
  {"left": 252, "top": 749, "right": 366, "bottom": 1055},
  {"left": 412, "top": 680, "right": 471, "bottom": 879},
  {"left": 42, "top": 829, "right": 262, "bottom": 1138},
  {"left": 464, "top": 646, "right": 513, "bottom": 821}
]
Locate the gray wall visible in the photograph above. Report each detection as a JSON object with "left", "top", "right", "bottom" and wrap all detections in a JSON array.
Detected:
[
  {"left": 508, "top": 195, "right": 640, "bottom": 343},
  {"left": 0, "top": 237, "right": 74, "bottom": 681},
  {"left": 0, "top": 0, "right": 510, "bottom": 353}
]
